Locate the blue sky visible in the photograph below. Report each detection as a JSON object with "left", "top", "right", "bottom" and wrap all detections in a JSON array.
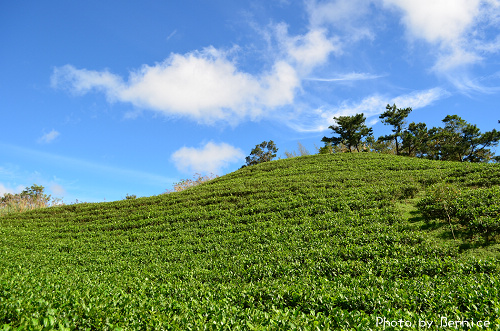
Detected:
[{"left": 1, "top": 0, "right": 500, "bottom": 202}]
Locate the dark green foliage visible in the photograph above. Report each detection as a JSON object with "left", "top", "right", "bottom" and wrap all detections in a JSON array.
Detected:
[
  {"left": 244, "top": 140, "right": 278, "bottom": 167},
  {"left": 322, "top": 113, "right": 373, "bottom": 153},
  {"left": 454, "top": 187, "right": 500, "bottom": 240},
  {"left": 324, "top": 111, "right": 500, "bottom": 163},
  {"left": 378, "top": 104, "right": 412, "bottom": 155},
  {"left": 1, "top": 154, "right": 500, "bottom": 329},
  {"left": 426, "top": 115, "right": 500, "bottom": 162},
  {"left": 401, "top": 122, "right": 428, "bottom": 157},
  {"left": 364, "top": 135, "right": 396, "bottom": 154},
  {"left": 417, "top": 183, "right": 500, "bottom": 241},
  {"left": 417, "top": 183, "right": 460, "bottom": 221}
]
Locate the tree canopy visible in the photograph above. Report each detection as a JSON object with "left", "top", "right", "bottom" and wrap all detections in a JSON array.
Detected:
[
  {"left": 401, "top": 122, "right": 428, "bottom": 157},
  {"left": 426, "top": 115, "right": 500, "bottom": 162},
  {"left": 321, "top": 114, "right": 373, "bottom": 153},
  {"left": 378, "top": 104, "right": 412, "bottom": 155},
  {"left": 318, "top": 108, "right": 499, "bottom": 163},
  {"left": 244, "top": 140, "right": 278, "bottom": 167}
]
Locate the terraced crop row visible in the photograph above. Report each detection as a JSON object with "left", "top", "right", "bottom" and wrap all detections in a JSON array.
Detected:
[{"left": 0, "top": 153, "right": 499, "bottom": 329}]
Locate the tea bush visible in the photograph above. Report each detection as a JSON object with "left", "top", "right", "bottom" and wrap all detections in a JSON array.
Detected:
[
  {"left": 454, "top": 186, "right": 500, "bottom": 240},
  {"left": 417, "top": 183, "right": 500, "bottom": 240},
  {"left": 416, "top": 182, "right": 462, "bottom": 221},
  {"left": 1, "top": 154, "right": 499, "bottom": 329}
]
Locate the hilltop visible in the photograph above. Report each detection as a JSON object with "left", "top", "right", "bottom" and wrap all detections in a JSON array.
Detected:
[{"left": 1, "top": 153, "right": 499, "bottom": 329}]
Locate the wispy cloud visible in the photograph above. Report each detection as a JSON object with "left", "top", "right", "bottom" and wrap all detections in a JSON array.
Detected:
[
  {"left": 307, "top": 0, "right": 376, "bottom": 42},
  {"left": 166, "top": 29, "right": 177, "bottom": 41},
  {"left": 306, "top": 0, "right": 500, "bottom": 94},
  {"left": 441, "top": 72, "right": 500, "bottom": 95},
  {"left": 51, "top": 66, "right": 123, "bottom": 98},
  {"left": 392, "top": 87, "right": 451, "bottom": 108},
  {"left": 171, "top": 141, "right": 245, "bottom": 174},
  {"left": 305, "top": 72, "right": 385, "bottom": 82},
  {"left": 275, "top": 25, "right": 340, "bottom": 75},
  {"left": 0, "top": 142, "right": 176, "bottom": 187},
  {"left": 287, "top": 87, "right": 448, "bottom": 132},
  {"left": 381, "top": 0, "right": 500, "bottom": 87},
  {"left": 37, "top": 129, "right": 60, "bottom": 144}
]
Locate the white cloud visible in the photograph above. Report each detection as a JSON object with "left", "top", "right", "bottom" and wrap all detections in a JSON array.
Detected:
[
  {"left": 276, "top": 25, "right": 339, "bottom": 74},
  {"left": 52, "top": 20, "right": 342, "bottom": 126},
  {"left": 382, "top": 0, "right": 500, "bottom": 73},
  {"left": 432, "top": 48, "right": 483, "bottom": 72},
  {"left": 258, "top": 61, "right": 300, "bottom": 108},
  {"left": 306, "top": 0, "right": 500, "bottom": 93},
  {"left": 0, "top": 183, "right": 14, "bottom": 197},
  {"left": 52, "top": 47, "right": 303, "bottom": 125},
  {"left": 37, "top": 130, "right": 60, "bottom": 144},
  {"left": 287, "top": 87, "right": 448, "bottom": 132},
  {"left": 171, "top": 142, "right": 245, "bottom": 174},
  {"left": 382, "top": 0, "right": 481, "bottom": 44},
  {"left": 308, "top": 0, "right": 369, "bottom": 26},
  {"left": 119, "top": 48, "right": 262, "bottom": 121}
]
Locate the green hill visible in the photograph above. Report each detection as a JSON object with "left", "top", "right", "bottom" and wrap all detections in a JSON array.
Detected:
[{"left": 1, "top": 153, "right": 499, "bottom": 330}]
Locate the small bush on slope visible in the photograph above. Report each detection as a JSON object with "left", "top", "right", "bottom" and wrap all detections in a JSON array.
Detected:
[{"left": 418, "top": 184, "right": 500, "bottom": 241}]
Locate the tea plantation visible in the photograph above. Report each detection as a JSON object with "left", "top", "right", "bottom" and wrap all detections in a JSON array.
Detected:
[{"left": 1, "top": 153, "right": 499, "bottom": 330}]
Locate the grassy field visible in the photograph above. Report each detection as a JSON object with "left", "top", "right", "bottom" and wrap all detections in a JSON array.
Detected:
[{"left": 1, "top": 153, "right": 499, "bottom": 330}]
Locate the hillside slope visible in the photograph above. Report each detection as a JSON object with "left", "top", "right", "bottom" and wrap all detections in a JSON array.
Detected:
[{"left": 1, "top": 153, "right": 499, "bottom": 329}]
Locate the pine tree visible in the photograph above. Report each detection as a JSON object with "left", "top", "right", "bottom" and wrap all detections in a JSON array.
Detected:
[
  {"left": 322, "top": 113, "right": 373, "bottom": 153},
  {"left": 378, "top": 104, "right": 412, "bottom": 155}
]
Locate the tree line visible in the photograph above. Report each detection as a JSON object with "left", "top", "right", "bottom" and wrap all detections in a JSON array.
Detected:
[
  {"left": 244, "top": 105, "right": 500, "bottom": 166},
  {"left": 320, "top": 104, "right": 500, "bottom": 162}
]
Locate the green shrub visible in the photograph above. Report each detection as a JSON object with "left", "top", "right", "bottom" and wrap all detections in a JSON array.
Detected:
[
  {"left": 399, "top": 183, "right": 420, "bottom": 200},
  {"left": 416, "top": 182, "right": 461, "bottom": 221},
  {"left": 417, "top": 183, "right": 500, "bottom": 241},
  {"left": 453, "top": 186, "right": 500, "bottom": 240}
]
